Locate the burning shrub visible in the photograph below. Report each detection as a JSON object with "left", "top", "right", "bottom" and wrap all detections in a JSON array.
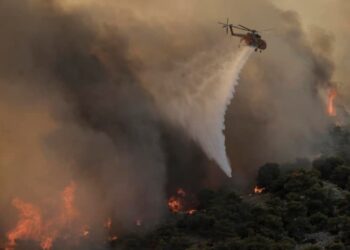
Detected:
[
  {"left": 5, "top": 182, "right": 81, "bottom": 250},
  {"left": 167, "top": 188, "right": 197, "bottom": 215}
]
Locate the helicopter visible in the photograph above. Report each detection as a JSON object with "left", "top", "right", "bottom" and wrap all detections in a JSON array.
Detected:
[{"left": 219, "top": 18, "right": 267, "bottom": 52}]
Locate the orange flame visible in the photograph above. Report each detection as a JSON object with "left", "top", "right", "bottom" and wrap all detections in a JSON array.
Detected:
[
  {"left": 167, "top": 188, "right": 197, "bottom": 214},
  {"left": 327, "top": 89, "right": 337, "bottom": 116},
  {"left": 6, "top": 182, "right": 79, "bottom": 250},
  {"left": 254, "top": 186, "right": 265, "bottom": 194},
  {"left": 168, "top": 188, "right": 186, "bottom": 213},
  {"left": 62, "top": 182, "right": 78, "bottom": 221},
  {"left": 168, "top": 197, "right": 182, "bottom": 213},
  {"left": 40, "top": 237, "right": 53, "bottom": 250},
  {"left": 6, "top": 198, "right": 43, "bottom": 249}
]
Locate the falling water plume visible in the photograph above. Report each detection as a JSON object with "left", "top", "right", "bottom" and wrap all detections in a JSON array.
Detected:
[{"left": 151, "top": 46, "right": 254, "bottom": 177}]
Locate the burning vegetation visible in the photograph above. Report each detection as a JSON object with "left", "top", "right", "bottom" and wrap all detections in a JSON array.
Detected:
[
  {"left": 2, "top": 125, "right": 350, "bottom": 249},
  {"left": 253, "top": 186, "right": 265, "bottom": 194},
  {"left": 89, "top": 142, "right": 350, "bottom": 249},
  {"left": 327, "top": 88, "right": 337, "bottom": 116},
  {"left": 4, "top": 182, "right": 122, "bottom": 250},
  {"left": 167, "top": 188, "right": 197, "bottom": 215},
  {"left": 4, "top": 185, "right": 200, "bottom": 249},
  {"left": 5, "top": 182, "right": 80, "bottom": 250}
]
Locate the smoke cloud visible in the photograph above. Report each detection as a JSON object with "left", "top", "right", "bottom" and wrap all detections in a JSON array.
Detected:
[
  {"left": 0, "top": 0, "right": 345, "bottom": 247},
  {"left": 0, "top": 0, "right": 166, "bottom": 241}
]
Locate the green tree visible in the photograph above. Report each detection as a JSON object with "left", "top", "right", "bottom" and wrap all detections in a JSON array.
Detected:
[
  {"left": 240, "top": 235, "right": 274, "bottom": 250},
  {"left": 326, "top": 242, "right": 346, "bottom": 250},
  {"left": 273, "top": 237, "right": 296, "bottom": 250},
  {"left": 302, "top": 246, "right": 322, "bottom": 250},
  {"left": 330, "top": 165, "right": 350, "bottom": 189},
  {"left": 197, "top": 189, "right": 216, "bottom": 209},
  {"left": 312, "top": 157, "right": 343, "bottom": 180},
  {"left": 309, "top": 212, "right": 328, "bottom": 231},
  {"left": 328, "top": 125, "right": 350, "bottom": 164},
  {"left": 286, "top": 216, "right": 312, "bottom": 240},
  {"left": 257, "top": 163, "right": 281, "bottom": 190},
  {"left": 327, "top": 216, "right": 350, "bottom": 235},
  {"left": 286, "top": 201, "right": 307, "bottom": 218},
  {"left": 283, "top": 170, "right": 319, "bottom": 195},
  {"left": 167, "top": 235, "right": 192, "bottom": 250}
]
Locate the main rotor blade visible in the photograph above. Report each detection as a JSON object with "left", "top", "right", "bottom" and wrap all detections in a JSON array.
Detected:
[
  {"left": 231, "top": 25, "right": 248, "bottom": 31},
  {"left": 238, "top": 24, "right": 252, "bottom": 31}
]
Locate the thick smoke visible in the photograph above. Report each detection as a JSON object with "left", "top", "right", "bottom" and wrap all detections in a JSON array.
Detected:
[
  {"left": 0, "top": 0, "right": 345, "bottom": 247},
  {"left": 272, "top": 0, "right": 350, "bottom": 116},
  {"left": 0, "top": 0, "right": 167, "bottom": 240}
]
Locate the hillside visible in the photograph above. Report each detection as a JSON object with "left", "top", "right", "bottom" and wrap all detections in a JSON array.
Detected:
[{"left": 112, "top": 126, "right": 350, "bottom": 250}]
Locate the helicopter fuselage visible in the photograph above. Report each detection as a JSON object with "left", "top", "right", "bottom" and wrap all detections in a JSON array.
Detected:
[
  {"left": 229, "top": 26, "right": 267, "bottom": 51},
  {"left": 240, "top": 33, "right": 267, "bottom": 51}
]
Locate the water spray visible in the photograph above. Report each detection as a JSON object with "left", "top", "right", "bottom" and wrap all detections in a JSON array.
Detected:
[{"left": 150, "top": 47, "right": 254, "bottom": 177}]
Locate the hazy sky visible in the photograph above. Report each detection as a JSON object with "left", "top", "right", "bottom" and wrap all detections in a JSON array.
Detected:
[{"left": 273, "top": 0, "right": 349, "bottom": 91}]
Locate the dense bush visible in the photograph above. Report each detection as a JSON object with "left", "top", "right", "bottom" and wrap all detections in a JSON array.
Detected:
[
  {"left": 256, "top": 163, "right": 280, "bottom": 191},
  {"left": 113, "top": 126, "right": 350, "bottom": 249}
]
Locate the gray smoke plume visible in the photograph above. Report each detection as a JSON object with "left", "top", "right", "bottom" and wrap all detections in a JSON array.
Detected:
[
  {"left": 0, "top": 0, "right": 167, "bottom": 242},
  {"left": 0, "top": 0, "right": 345, "bottom": 248}
]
